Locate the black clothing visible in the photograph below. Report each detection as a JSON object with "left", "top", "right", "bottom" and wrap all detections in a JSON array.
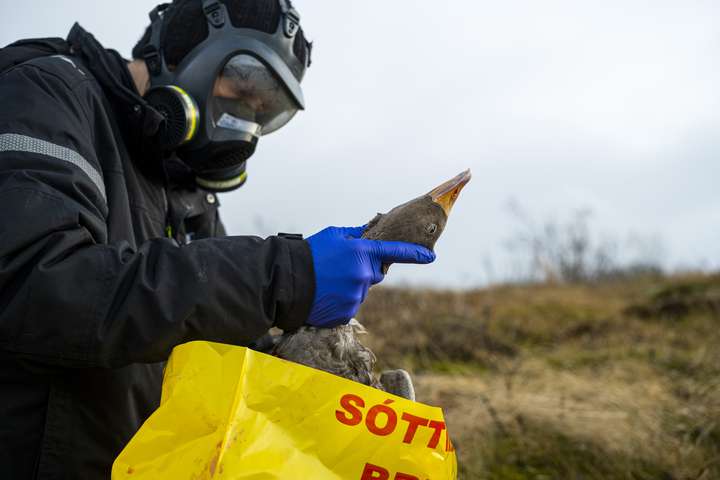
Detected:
[{"left": 0, "top": 26, "right": 314, "bottom": 479}]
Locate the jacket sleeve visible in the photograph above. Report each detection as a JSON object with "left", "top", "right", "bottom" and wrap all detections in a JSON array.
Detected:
[{"left": 0, "top": 62, "right": 314, "bottom": 369}]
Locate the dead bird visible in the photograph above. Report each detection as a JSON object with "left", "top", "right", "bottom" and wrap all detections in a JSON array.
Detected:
[{"left": 273, "top": 170, "right": 471, "bottom": 399}]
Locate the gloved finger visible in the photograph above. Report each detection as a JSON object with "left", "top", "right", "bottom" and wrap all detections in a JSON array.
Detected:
[
  {"left": 373, "top": 240, "right": 436, "bottom": 265},
  {"left": 349, "top": 301, "right": 362, "bottom": 320},
  {"left": 359, "top": 282, "right": 370, "bottom": 303},
  {"left": 370, "top": 260, "right": 385, "bottom": 285},
  {"left": 338, "top": 225, "right": 367, "bottom": 239}
]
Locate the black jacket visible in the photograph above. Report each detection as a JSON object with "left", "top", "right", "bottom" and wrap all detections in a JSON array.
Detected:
[{"left": 0, "top": 26, "right": 314, "bottom": 479}]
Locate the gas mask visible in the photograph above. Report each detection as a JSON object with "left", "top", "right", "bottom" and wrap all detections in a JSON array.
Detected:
[{"left": 140, "top": 0, "right": 309, "bottom": 192}]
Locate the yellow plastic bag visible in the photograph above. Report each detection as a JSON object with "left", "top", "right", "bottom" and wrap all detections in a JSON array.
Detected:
[{"left": 112, "top": 341, "right": 457, "bottom": 479}]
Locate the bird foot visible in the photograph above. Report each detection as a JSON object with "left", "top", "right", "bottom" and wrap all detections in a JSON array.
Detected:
[{"left": 379, "top": 369, "right": 416, "bottom": 401}]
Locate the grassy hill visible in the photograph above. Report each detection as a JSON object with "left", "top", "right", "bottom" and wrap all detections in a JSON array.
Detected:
[{"left": 357, "top": 273, "right": 720, "bottom": 480}]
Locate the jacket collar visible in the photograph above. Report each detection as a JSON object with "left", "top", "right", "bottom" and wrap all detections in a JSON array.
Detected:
[{"left": 66, "top": 24, "right": 164, "bottom": 153}]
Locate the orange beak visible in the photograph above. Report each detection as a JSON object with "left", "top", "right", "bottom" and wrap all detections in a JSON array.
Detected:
[{"left": 428, "top": 169, "right": 472, "bottom": 216}]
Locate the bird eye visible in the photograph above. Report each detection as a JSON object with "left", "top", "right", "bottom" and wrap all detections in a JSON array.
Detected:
[{"left": 426, "top": 223, "right": 438, "bottom": 234}]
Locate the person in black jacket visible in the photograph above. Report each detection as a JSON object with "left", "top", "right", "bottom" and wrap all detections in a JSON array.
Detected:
[{"left": 0, "top": 1, "right": 435, "bottom": 478}]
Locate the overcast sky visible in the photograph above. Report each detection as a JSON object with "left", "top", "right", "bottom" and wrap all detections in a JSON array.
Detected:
[{"left": 2, "top": 0, "right": 718, "bottom": 287}]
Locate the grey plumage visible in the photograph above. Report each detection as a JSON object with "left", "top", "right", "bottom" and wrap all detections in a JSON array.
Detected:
[
  {"left": 380, "top": 370, "right": 416, "bottom": 401},
  {"left": 363, "top": 194, "right": 447, "bottom": 249},
  {"left": 363, "top": 195, "right": 448, "bottom": 274},
  {"left": 273, "top": 320, "right": 383, "bottom": 390}
]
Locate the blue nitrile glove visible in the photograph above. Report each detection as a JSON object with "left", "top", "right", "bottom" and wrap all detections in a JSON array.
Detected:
[{"left": 306, "top": 226, "right": 436, "bottom": 328}]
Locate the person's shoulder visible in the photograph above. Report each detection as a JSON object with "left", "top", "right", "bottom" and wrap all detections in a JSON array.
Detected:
[{"left": 3, "top": 54, "right": 96, "bottom": 95}]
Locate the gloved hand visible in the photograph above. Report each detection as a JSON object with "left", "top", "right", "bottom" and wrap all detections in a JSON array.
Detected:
[{"left": 306, "top": 226, "right": 436, "bottom": 328}]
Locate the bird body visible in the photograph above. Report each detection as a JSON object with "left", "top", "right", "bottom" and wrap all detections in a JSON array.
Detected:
[
  {"left": 273, "top": 170, "right": 471, "bottom": 399},
  {"left": 273, "top": 320, "right": 382, "bottom": 389}
]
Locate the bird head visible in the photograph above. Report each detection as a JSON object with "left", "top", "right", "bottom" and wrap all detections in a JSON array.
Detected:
[{"left": 362, "top": 169, "right": 471, "bottom": 251}]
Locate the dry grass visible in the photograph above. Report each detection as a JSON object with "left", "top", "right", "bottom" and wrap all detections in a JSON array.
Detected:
[{"left": 357, "top": 273, "right": 720, "bottom": 479}]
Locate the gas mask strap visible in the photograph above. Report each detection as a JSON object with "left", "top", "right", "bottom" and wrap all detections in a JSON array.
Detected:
[
  {"left": 142, "top": 3, "right": 170, "bottom": 77},
  {"left": 202, "top": 0, "right": 226, "bottom": 29},
  {"left": 278, "top": 0, "right": 301, "bottom": 38}
]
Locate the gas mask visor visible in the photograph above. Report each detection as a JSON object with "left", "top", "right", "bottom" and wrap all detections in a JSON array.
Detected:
[
  {"left": 210, "top": 54, "right": 300, "bottom": 139},
  {"left": 188, "top": 53, "right": 301, "bottom": 192}
]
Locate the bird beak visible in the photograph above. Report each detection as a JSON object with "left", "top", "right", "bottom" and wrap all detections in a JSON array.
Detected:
[{"left": 428, "top": 169, "right": 472, "bottom": 216}]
